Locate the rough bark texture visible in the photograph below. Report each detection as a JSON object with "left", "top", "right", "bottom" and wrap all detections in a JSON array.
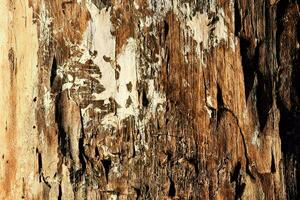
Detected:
[{"left": 0, "top": 0, "right": 299, "bottom": 199}]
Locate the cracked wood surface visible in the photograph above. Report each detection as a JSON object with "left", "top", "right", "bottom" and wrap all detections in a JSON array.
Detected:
[{"left": 0, "top": 0, "right": 299, "bottom": 199}]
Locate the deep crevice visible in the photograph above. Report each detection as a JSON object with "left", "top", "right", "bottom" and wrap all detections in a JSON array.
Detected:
[
  {"left": 134, "top": 187, "right": 141, "bottom": 200},
  {"left": 230, "top": 161, "right": 246, "bottom": 200},
  {"left": 142, "top": 89, "right": 149, "bottom": 107},
  {"left": 70, "top": 167, "right": 84, "bottom": 185},
  {"left": 101, "top": 158, "right": 111, "bottom": 182},
  {"left": 217, "top": 84, "right": 224, "bottom": 124},
  {"left": 95, "top": 147, "right": 100, "bottom": 158},
  {"left": 78, "top": 136, "right": 86, "bottom": 170},
  {"left": 168, "top": 177, "right": 176, "bottom": 197},
  {"left": 37, "top": 149, "right": 42, "bottom": 182},
  {"left": 240, "top": 37, "right": 256, "bottom": 101},
  {"left": 55, "top": 93, "right": 69, "bottom": 157},
  {"left": 217, "top": 84, "right": 224, "bottom": 109},
  {"left": 230, "top": 161, "right": 241, "bottom": 183},
  {"left": 164, "top": 20, "right": 169, "bottom": 39},
  {"left": 50, "top": 56, "right": 57, "bottom": 87},
  {"left": 234, "top": 0, "right": 241, "bottom": 36},
  {"left": 187, "top": 157, "right": 199, "bottom": 175},
  {"left": 235, "top": 183, "right": 246, "bottom": 200},
  {"left": 271, "top": 152, "right": 276, "bottom": 173},
  {"left": 58, "top": 184, "right": 62, "bottom": 200},
  {"left": 256, "top": 72, "right": 272, "bottom": 131},
  {"left": 141, "top": 184, "right": 150, "bottom": 199},
  {"left": 79, "top": 108, "right": 86, "bottom": 172}
]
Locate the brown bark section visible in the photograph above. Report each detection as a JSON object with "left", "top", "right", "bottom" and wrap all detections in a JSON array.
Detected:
[{"left": 0, "top": 0, "right": 299, "bottom": 199}]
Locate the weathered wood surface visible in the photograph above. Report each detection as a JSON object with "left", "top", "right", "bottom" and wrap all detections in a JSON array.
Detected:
[{"left": 0, "top": 0, "right": 299, "bottom": 199}]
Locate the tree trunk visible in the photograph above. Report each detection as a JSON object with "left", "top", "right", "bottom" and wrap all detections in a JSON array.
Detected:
[{"left": 0, "top": 0, "right": 299, "bottom": 199}]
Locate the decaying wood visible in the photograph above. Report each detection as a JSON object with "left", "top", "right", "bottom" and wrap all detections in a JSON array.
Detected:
[{"left": 0, "top": 0, "right": 299, "bottom": 199}]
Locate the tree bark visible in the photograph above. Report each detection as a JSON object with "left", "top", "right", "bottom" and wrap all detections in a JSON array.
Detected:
[{"left": 0, "top": 0, "right": 299, "bottom": 199}]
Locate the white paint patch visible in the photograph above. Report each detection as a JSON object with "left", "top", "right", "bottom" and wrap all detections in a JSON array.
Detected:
[
  {"left": 100, "top": 113, "right": 119, "bottom": 129},
  {"left": 43, "top": 88, "right": 51, "bottom": 113},
  {"left": 144, "top": 16, "right": 153, "bottom": 27},
  {"left": 133, "top": 1, "right": 140, "bottom": 10},
  {"left": 62, "top": 82, "right": 73, "bottom": 91},
  {"left": 81, "top": 104, "right": 93, "bottom": 126},
  {"left": 205, "top": 95, "right": 214, "bottom": 118},
  {"left": 111, "top": 164, "right": 122, "bottom": 177},
  {"left": 212, "top": 9, "right": 228, "bottom": 47},
  {"left": 207, "top": 95, "right": 213, "bottom": 108},
  {"left": 209, "top": 0, "right": 217, "bottom": 12},
  {"left": 187, "top": 8, "right": 231, "bottom": 62},
  {"left": 183, "top": 79, "right": 190, "bottom": 88},
  {"left": 67, "top": 74, "right": 74, "bottom": 82},
  {"left": 205, "top": 106, "right": 212, "bottom": 118},
  {"left": 95, "top": 38, "right": 139, "bottom": 127},
  {"left": 251, "top": 127, "right": 261, "bottom": 147},
  {"left": 243, "top": 107, "right": 248, "bottom": 121},
  {"left": 43, "top": 87, "right": 53, "bottom": 126},
  {"left": 88, "top": 4, "right": 116, "bottom": 100},
  {"left": 115, "top": 38, "right": 139, "bottom": 119},
  {"left": 109, "top": 194, "right": 118, "bottom": 200},
  {"left": 187, "top": 12, "right": 210, "bottom": 50},
  {"left": 229, "top": 34, "right": 236, "bottom": 50},
  {"left": 101, "top": 145, "right": 113, "bottom": 158},
  {"left": 147, "top": 79, "right": 166, "bottom": 115}
]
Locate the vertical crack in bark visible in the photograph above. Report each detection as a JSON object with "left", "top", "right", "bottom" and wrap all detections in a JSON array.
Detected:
[
  {"left": 134, "top": 187, "right": 141, "bottom": 200},
  {"left": 37, "top": 149, "right": 42, "bottom": 182},
  {"left": 271, "top": 151, "right": 276, "bottom": 173},
  {"left": 230, "top": 161, "right": 246, "bottom": 200},
  {"left": 168, "top": 176, "right": 176, "bottom": 198},
  {"left": 234, "top": 0, "right": 241, "bottom": 36},
  {"left": 79, "top": 108, "right": 86, "bottom": 172},
  {"left": 216, "top": 84, "right": 224, "bottom": 125},
  {"left": 256, "top": 70, "right": 273, "bottom": 131},
  {"left": 164, "top": 20, "right": 169, "bottom": 40},
  {"left": 55, "top": 92, "right": 69, "bottom": 157},
  {"left": 239, "top": 37, "right": 257, "bottom": 102},
  {"left": 50, "top": 56, "right": 57, "bottom": 87},
  {"left": 141, "top": 184, "right": 150, "bottom": 199},
  {"left": 101, "top": 158, "right": 111, "bottom": 183},
  {"left": 58, "top": 184, "right": 62, "bottom": 200},
  {"left": 141, "top": 89, "right": 149, "bottom": 107}
]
